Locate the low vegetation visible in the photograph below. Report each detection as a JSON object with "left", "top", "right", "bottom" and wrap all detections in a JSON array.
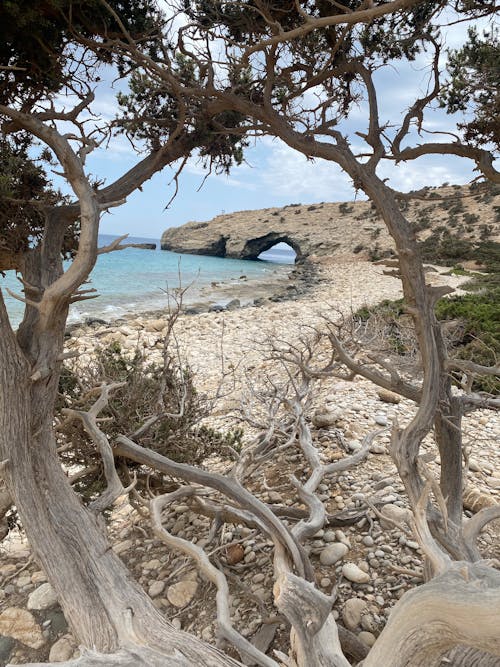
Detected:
[
  {"left": 358, "top": 240, "right": 500, "bottom": 392},
  {"left": 57, "top": 343, "right": 243, "bottom": 500}
]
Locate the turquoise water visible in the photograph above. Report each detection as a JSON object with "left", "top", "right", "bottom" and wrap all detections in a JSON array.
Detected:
[{"left": 1, "top": 235, "right": 295, "bottom": 327}]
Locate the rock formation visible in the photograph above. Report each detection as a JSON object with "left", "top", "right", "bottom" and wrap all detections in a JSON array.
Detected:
[
  {"left": 129, "top": 242, "right": 156, "bottom": 250},
  {"left": 161, "top": 183, "right": 500, "bottom": 262}
]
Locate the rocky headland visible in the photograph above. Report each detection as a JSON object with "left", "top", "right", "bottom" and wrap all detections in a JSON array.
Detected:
[{"left": 161, "top": 183, "right": 500, "bottom": 262}]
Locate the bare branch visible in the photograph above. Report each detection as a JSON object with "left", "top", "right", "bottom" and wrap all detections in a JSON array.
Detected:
[{"left": 151, "top": 487, "right": 279, "bottom": 667}]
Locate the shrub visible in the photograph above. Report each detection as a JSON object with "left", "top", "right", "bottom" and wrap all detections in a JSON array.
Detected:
[
  {"left": 435, "top": 290, "right": 500, "bottom": 393},
  {"left": 57, "top": 344, "right": 243, "bottom": 500}
]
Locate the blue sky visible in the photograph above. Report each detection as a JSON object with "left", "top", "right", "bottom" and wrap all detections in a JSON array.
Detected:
[{"left": 63, "top": 14, "right": 496, "bottom": 240}]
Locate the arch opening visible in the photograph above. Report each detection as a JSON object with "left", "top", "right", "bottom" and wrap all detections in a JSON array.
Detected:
[
  {"left": 258, "top": 241, "right": 296, "bottom": 264},
  {"left": 241, "top": 233, "right": 301, "bottom": 263}
]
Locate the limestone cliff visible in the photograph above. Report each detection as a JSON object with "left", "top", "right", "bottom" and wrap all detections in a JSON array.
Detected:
[{"left": 161, "top": 183, "right": 500, "bottom": 262}]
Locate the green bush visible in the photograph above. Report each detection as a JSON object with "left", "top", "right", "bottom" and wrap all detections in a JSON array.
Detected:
[
  {"left": 435, "top": 290, "right": 499, "bottom": 393},
  {"left": 57, "top": 344, "right": 243, "bottom": 500}
]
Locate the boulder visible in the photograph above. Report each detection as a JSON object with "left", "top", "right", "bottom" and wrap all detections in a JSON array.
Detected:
[
  {"left": 129, "top": 243, "right": 156, "bottom": 250},
  {"left": 0, "top": 607, "right": 45, "bottom": 649}
]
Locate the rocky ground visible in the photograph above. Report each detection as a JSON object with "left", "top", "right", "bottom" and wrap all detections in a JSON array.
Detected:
[{"left": 1, "top": 259, "right": 499, "bottom": 666}]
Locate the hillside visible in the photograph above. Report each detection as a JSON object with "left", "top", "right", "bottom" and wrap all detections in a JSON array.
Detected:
[{"left": 161, "top": 182, "right": 500, "bottom": 263}]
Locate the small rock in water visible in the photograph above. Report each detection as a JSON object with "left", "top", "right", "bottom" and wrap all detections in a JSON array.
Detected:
[
  {"left": 225, "top": 298, "right": 241, "bottom": 311},
  {"left": 342, "top": 563, "right": 370, "bottom": 584}
]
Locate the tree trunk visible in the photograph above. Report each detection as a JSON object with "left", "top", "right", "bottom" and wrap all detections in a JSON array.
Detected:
[
  {"left": 362, "top": 563, "right": 500, "bottom": 667},
  {"left": 0, "top": 291, "right": 242, "bottom": 666}
]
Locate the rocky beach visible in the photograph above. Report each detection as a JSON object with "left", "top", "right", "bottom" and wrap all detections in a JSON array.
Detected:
[{"left": 1, "top": 255, "right": 499, "bottom": 665}]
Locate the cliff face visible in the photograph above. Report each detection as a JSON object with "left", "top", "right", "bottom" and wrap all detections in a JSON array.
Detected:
[
  {"left": 161, "top": 184, "right": 500, "bottom": 262},
  {"left": 161, "top": 201, "right": 393, "bottom": 261}
]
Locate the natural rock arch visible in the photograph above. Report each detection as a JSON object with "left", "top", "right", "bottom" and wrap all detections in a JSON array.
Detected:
[{"left": 241, "top": 233, "right": 301, "bottom": 261}]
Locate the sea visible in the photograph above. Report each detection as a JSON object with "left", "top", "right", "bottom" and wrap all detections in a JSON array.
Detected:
[{"left": 1, "top": 235, "right": 296, "bottom": 328}]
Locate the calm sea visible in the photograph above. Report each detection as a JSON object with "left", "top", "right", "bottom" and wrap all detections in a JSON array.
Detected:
[{"left": 1, "top": 235, "right": 295, "bottom": 328}]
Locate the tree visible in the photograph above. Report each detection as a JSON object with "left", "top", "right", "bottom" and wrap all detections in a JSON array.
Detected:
[
  {"left": 440, "top": 25, "right": 500, "bottom": 149},
  {"left": 1, "top": 1, "right": 499, "bottom": 666}
]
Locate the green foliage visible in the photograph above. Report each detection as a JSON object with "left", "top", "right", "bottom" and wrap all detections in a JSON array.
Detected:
[
  {"left": 0, "top": 0, "right": 161, "bottom": 106},
  {"left": 440, "top": 26, "right": 500, "bottom": 148},
  {"left": 418, "top": 228, "right": 500, "bottom": 267},
  {"left": 435, "top": 290, "right": 499, "bottom": 339},
  {"left": 339, "top": 202, "right": 354, "bottom": 214},
  {"left": 354, "top": 298, "right": 413, "bottom": 355},
  {"left": 355, "top": 298, "right": 406, "bottom": 323},
  {"left": 435, "top": 289, "right": 500, "bottom": 393},
  {"left": 57, "top": 344, "right": 243, "bottom": 498},
  {"left": 0, "top": 136, "right": 78, "bottom": 259},
  {"left": 364, "top": 242, "right": 499, "bottom": 392},
  {"left": 116, "top": 58, "right": 249, "bottom": 175}
]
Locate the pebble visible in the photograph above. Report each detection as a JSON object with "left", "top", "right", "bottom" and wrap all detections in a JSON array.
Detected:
[
  {"left": 49, "top": 635, "right": 75, "bottom": 662},
  {"left": 358, "top": 631, "right": 377, "bottom": 647},
  {"left": 0, "top": 607, "right": 46, "bottom": 649},
  {"left": 167, "top": 580, "right": 198, "bottom": 608},
  {"left": 361, "top": 612, "right": 378, "bottom": 633},
  {"left": 27, "top": 583, "right": 59, "bottom": 611},
  {"left": 377, "top": 389, "right": 401, "bottom": 404},
  {"left": 342, "top": 598, "right": 367, "bottom": 630},
  {"left": 320, "top": 543, "right": 349, "bottom": 566},
  {"left": 313, "top": 409, "right": 342, "bottom": 428},
  {"left": 148, "top": 581, "right": 166, "bottom": 598},
  {"left": 342, "top": 563, "right": 370, "bottom": 584},
  {"left": 374, "top": 415, "right": 388, "bottom": 426}
]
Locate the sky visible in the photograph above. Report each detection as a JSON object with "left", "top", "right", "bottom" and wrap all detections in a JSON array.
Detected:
[{"left": 57, "top": 11, "right": 496, "bottom": 241}]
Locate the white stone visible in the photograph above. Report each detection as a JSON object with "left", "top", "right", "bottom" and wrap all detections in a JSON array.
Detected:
[
  {"left": 167, "top": 580, "right": 198, "bottom": 608},
  {"left": 342, "top": 563, "right": 370, "bottom": 584},
  {"left": 342, "top": 598, "right": 368, "bottom": 631},
  {"left": 27, "top": 583, "right": 58, "bottom": 611},
  {"left": 320, "top": 543, "right": 349, "bottom": 566}
]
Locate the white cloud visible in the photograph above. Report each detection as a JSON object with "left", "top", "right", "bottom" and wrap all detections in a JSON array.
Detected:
[{"left": 253, "top": 138, "right": 355, "bottom": 202}]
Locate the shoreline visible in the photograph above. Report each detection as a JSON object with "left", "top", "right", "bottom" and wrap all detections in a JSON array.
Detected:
[
  {"left": 64, "top": 258, "right": 474, "bottom": 398},
  {"left": 66, "top": 258, "right": 320, "bottom": 333}
]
